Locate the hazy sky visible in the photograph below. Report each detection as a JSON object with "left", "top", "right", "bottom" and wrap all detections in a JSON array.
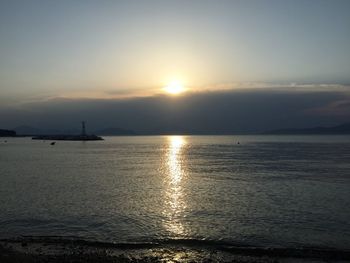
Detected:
[
  {"left": 1, "top": 0, "right": 350, "bottom": 104},
  {"left": 1, "top": 0, "right": 350, "bottom": 132}
]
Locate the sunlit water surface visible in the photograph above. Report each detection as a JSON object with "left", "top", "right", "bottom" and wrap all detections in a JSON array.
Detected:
[{"left": 0, "top": 135, "right": 350, "bottom": 249}]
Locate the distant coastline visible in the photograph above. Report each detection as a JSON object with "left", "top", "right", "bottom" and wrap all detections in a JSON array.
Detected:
[
  {"left": 2, "top": 123, "right": 350, "bottom": 137},
  {"left": 11, "top": 126, "right": 136, "bottom": 137},
  {"left": 31, "top": 134, "right": 103, "bottom": 141},
  {"left": 263, "top": 123, "right": 350, "bottom": 135}
]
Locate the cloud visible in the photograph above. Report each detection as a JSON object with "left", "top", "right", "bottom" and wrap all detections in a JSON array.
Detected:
[
  {"left": 2, "top": 87, "right": 349, "bottom": 133},
  {"left": 199, "top": 82, "right": 350, "bottom": 93},
  {"left": 307, "top": 99, "right": 350, "bottom": 117},
  {"left": 8, "top": 82, "right": 348, "bottom": 104}
]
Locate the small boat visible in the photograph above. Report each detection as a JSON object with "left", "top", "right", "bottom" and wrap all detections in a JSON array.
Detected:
[{"left": 50, "top": 142, "right": 56, "bottom": 145}]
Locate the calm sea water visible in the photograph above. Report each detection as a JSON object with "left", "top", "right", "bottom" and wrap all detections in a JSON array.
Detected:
[{"left": 0, "top": 135, "right": 350, "bottom": 249}]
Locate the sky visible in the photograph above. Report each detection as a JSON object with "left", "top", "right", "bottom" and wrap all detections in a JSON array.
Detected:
[{"left": 0, "top": 0, "right": 350, "bottom": 133}]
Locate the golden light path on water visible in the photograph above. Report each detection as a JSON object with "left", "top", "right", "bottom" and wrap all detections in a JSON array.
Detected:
[{"left": 162, "top": 136, "right": 188, "bottom": 236}]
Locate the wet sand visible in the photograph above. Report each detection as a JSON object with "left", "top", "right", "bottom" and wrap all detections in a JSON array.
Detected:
[{"left": 1, "top": 237, "right": 349, "bottom": 262}]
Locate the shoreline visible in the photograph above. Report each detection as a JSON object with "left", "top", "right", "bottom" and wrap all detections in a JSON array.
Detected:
[{"left": 1, "top": 237, "right": 349, "bottom": 262}]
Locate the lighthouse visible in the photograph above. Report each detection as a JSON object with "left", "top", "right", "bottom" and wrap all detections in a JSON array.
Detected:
[{"left": 81, "top": 121, "right": 86, "bottom": 136}]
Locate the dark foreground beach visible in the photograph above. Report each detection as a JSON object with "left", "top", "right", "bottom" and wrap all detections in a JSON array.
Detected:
[{"left": 1, "top": 237, "right": 349, "bottom": 263}]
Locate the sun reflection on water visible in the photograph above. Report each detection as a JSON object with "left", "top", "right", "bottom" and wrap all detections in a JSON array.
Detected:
[{"left": 162, "top": 136, "right": 187, "bottom": 236}]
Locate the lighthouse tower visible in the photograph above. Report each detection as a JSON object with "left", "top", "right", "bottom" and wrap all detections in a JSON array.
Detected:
[{"left": 81, "top": 121, "right": 86, "bottom": 136}]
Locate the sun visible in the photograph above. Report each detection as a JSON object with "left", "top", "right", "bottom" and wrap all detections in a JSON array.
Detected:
[{"left": 163, "top": 81, "right": 186, "bottom": 95}]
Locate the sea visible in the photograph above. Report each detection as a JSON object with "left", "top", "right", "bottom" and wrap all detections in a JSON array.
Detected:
[{"left": 1, "top": 135, "right": 350, "bottom": 252}]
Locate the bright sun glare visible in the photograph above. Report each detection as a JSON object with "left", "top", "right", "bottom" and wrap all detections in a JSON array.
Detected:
[{"left": 164, "top": 81, "right": 186, "bottom": 95}]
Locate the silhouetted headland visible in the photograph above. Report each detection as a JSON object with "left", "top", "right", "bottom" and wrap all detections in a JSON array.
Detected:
[
  {"left": 263, "top": 122, "right": 350, "bottom": 135},
  {"left": 0, "top": 129, "right": 16, "bottom": 137}
]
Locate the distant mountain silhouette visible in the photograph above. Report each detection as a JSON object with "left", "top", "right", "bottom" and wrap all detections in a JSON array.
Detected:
[
  {"left": 13, "top": 126, "right": 43, "bottom": 135},
  {"left": 13, "top": 126, "right": 78, "bottom": 135},
  {"left": 263, "top": 123, "right": 350, "bottom": 135},
  {"left": 0, "top": 129, "right": 16, "bottom": 137},
  {"left": 94, "top": 127, "right": 136, "bottom": 136},
  {"left": 14, "top": 125, "right": 135, "bottom": 136}
]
